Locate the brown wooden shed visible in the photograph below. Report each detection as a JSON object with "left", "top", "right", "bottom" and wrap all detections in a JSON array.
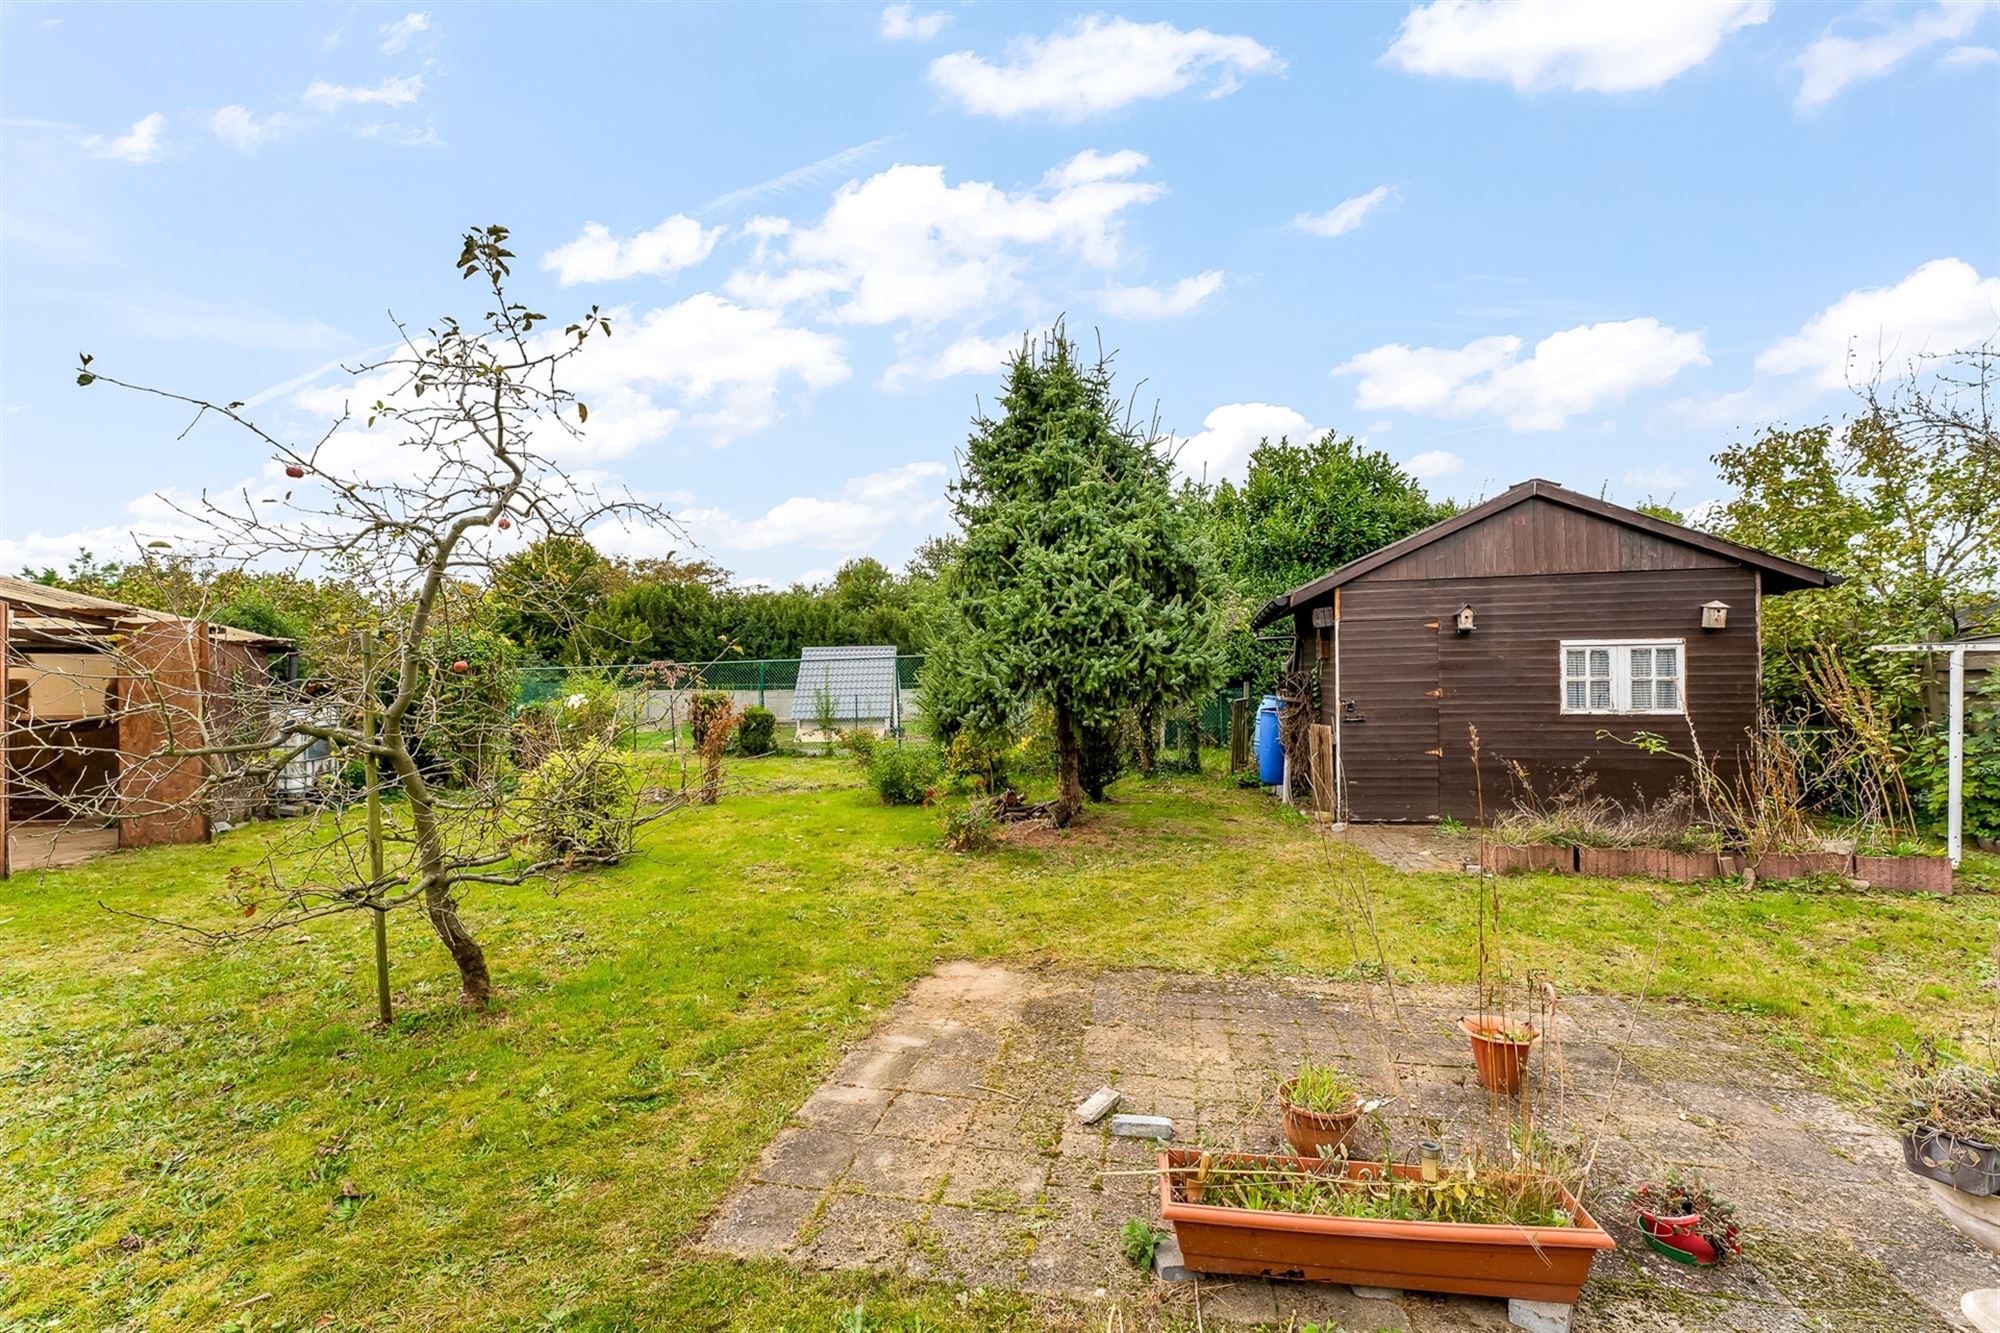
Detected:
[
  {"left": 1252, "top": 480, "right": 1834, "bottom": 823},
  {"left": 0, "top": 576, "right": 293, "bottom": 876}
]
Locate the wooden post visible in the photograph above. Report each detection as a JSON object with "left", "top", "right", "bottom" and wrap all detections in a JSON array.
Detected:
[
  {"left": 360, "top": 635, "right": 391, "bottom": 1027},
  {"left": 1229, "top": 695, "right": 1249, "bottom": 773},
  {"left": 1309, "top": 723, "right": 1336, "bottom": 815}
]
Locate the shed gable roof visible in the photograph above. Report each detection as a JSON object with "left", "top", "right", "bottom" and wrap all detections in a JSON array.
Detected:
[
  {"left": 1251, "top": 479, "right": 1834, "bottom": 628},
  {"left": 791, "top": 645, "right": 899, "bottom": 721}
]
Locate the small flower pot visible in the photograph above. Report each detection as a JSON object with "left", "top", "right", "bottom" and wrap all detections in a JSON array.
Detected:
[
  {"left": 1854, "top": 854, "right": 1953, "bottom": 893},
  {"left": 1636, "top": 1209, "right": 1736, "bottom": 1266},
  {"left": 1277, "top": 1079, "right": 1362, "bottom": 1158},
  {"left": 1461, "top": 1017, "right": 1539, "bottom": 1095}
]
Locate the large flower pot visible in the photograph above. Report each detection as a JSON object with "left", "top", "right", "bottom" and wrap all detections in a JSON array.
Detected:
[
  {"left": 1854, "top": 854, "right": 1954, "bottom": 893},
  {"left": 1924, "top": 1179, "right": 2000, "bottom": 1256},
  {"left": 1157, "top": 1149, "right": 1615, "bottom": 1304},
  {"left": 1277, "top": 1079, "right": 1362, "bottom": 1158},
  {"left": 1461, "top": 1017, "right": 1539, "bottom": 1095},
  {"left": 1903, "top": 1126, "right": 2000, "bottom": 1197}
]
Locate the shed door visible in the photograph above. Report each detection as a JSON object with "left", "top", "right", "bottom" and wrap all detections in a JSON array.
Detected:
[{"left": 1339, "top": 586, "right": 1441, "bottom": 821}]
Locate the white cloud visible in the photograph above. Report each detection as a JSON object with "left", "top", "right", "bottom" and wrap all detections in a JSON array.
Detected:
[
  {"left": 1097, "top": 270, "right": 1224, "bottom": 319},
  {"left": 1172, "top": 402, "right": 1315, "bottom": 484},
  {"left": 356, "top": 120, "right": 444, "bottom": 148},
  {"left": 541, "top": 216, "right": 726, "bottom": 286},
  {"left": 1384, "top": 0, "right": 1772, "bottom": 93},
  {"left": 882, "top": 332, "right": 1023, "bottom": 389},
  {"left": 726, "top": 151, "right": 1163, "bottom": 327},
  {"left": 691, "top": 461, "right": 949, "bottom": 551},
  {"left": 1293, "top": 185, "right": 1396, "bottom": 238},
  {"left": 1335, "top": 318, "right": 1709, "bottom": 430},
  {"left": 1941, "top": 44, "right": 2000, "bottom": 67},
  {"left": 928, "top": 15, "right": 1283, "bottom": 120},
  {"left": 85, "top": 112, "right": 167, "bottom": 164},
  {"left": 1623, "top": 464, "right": 1692, "bottom": 491},
  {"left": 1795, "top": 2, "right": 1997, "bottom": 108},
  {"left": 303, "top": 75, "right": 424, "bottom": 111},
  {"left": 378, "top": 11, "right": 432, "bottom": 55},
  {"left": 1404, "top": 449, "right": 1464, "bottom": 479},
  {"left": 1755, "top": 258, "right": 2000, "bottom": 390},
  {"left": 880, "top": 4, "right": 949, "bottom": 41},
  {"left": 210, "top": 105, "right": 286, "bottom": 152},
  {"left": 564, "top": 293, "right": 851, "bottom": 442}
]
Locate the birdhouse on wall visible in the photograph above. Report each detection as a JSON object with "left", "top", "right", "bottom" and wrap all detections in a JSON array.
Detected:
[
  {"left": 1455, "top": 605, "right": 1476, "bottom": 634},
  {"left": 1701, "top": 600, "right": 1730, "bottom": 630}
]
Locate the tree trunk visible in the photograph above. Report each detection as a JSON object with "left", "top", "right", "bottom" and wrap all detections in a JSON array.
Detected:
[
  {"left": 1052, "top": 699, "right": 1082, "bottom": 827},
  {"left": 389, "top": 723, "right": 494, "bottom": 1010},
  {"left": 424, "top": 878, "right": 494, "bottom": 1008}
]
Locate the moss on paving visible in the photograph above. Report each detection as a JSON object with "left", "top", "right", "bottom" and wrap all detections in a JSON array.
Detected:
[{"left": 1, "top": 754, "right": 1994, "bottom": 1329}]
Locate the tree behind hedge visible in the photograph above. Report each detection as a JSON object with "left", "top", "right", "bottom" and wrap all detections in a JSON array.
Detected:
[{"left": 931, "top": 328, "right": 1224, "bottom": 825}]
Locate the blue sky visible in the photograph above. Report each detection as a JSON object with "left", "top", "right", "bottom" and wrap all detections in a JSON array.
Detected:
[{"left": 3, "top": 1, "right": 1996, "bottom": 586}]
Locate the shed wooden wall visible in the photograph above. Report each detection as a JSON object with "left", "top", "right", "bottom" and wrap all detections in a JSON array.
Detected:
[{"left": 1294, "top": 498, "right": 1768, "bottom": 822}]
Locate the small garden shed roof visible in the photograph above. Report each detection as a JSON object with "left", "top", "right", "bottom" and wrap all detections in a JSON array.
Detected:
[
  {"left": 790, "top": 645, "right": 899, "bottom": 722},
  {"left": 1250, "top": 479, "right": 1835, "bottom": 629}
]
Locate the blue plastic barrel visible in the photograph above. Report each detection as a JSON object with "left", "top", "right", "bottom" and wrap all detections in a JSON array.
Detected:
[{"left": 1254, "top": 695, "right": 1285, "bottom": 786}]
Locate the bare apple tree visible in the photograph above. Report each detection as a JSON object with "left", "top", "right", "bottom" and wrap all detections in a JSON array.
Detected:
[{"left": 63, "top": 225, "right": 681, "bottom": 1011}]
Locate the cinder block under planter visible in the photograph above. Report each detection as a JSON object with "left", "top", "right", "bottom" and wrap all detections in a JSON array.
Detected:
[
  {"left": 1479, "top": 843, "right": 1575, "bottom": 875},
  {"left": 1853, "top": 854, "right": 1954, "bottom": 894},
  {"left": 1751, "top": 851, "right": 1853, "bottom": 881}
]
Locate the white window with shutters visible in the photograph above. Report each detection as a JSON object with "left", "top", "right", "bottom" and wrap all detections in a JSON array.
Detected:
[{"left": 1558, "top": 640, "right": 1685, "bottom": 715}]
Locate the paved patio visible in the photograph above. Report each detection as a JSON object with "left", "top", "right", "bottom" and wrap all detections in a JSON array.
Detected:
[{"left": 700, "top": 961, "right": 1996, "bottom": 1330}]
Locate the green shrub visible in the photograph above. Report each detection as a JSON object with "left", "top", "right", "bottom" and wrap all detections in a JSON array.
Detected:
[
  {"left": 1911, "top": 675, "right": 2000, "bottom": 841},
  {"left": 518, "top": 744, "right": 636, "bottom": 860},
  {"left": 938, "top": 795, "right": 997, "bottom": 852},
  {"left": 553, "top": 672, "right": 620, "bottom": 746},
  {"left": 866, "top": 743, "right": 941, "bottom": 805},
  {"left": 689, "top": 690, "right": 733, "bottom": 751},
  {"left": 838, "top": 727, "right": 879, "bottom": 767},
  {"left": 942, "top": 726, "right": 1013, "bottom": 794},
  {"left": 422, "top": 627, "right": 519, "bottom": 785},
  {"left": 735, "top": 705, "right": 777, "bottom": 756}
]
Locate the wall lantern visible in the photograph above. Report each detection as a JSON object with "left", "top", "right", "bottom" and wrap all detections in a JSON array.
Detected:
[
  {"left": 1455, "top": 604, "right": 1477, "bottom": 634},
  {"left": 1701, "top": 600, "right": 1730, "bottom": 630}
]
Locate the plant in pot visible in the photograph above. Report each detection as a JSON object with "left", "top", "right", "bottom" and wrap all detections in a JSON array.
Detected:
[
  {"left": 1156, "top": 1139, "right": 1615, "bottom": 1309},
  {"left": 1467, "top": 729, "right": 1542, "bottom": 1096},
  {"left": 1896, "top": 1040, "right": 2000, "bottom": 1253},
  {"left": 1628, "top": 1168, "right": 1741, "bottom": 1266},
  {"left": 1277, "top": 1060, "right": 1366, "bottom": 1158},
  {"left": 1461, "top": 1016, "right": 1541, "bottom": 1096}
]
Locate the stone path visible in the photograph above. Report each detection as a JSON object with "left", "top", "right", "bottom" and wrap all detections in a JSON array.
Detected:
[{"left": 700, "top": 961, "right": 1996, "bottom": 1330}]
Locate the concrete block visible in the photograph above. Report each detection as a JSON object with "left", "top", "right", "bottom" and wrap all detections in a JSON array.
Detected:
[
  {"left": 1508, "top": 1297, "right": 1574, "bottom": 1333},
  {"left": 1350, "top": 1285, "right": 1399, "bottom": 1299},
  {"left": 1075, "top": 1086, "right": 1122, "bottom": 1125},
  {"left": 1109, "top": 1113, "right": 1174, "bottom": 1140},
  {"left": 1153, "top": 1232, "right": 1192, "bottom": 1282}
]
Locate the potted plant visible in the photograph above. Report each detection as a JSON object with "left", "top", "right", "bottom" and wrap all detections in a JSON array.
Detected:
[
  {"left": 1853, "top": 833, "right": 1954, "bottom": 893},
  {"left": 1157, "top": 1146, "right": 1615, "bottom": 1311},
  {"left": 1277, "top": 1060, "right": 1365, "bottom": 1158},
  {"left": 1461, "top": 1016, "right": 1539, "bottom": 1095},
  {"left": 1898, "top": 1042, "right": 2000, "bottom": 1253},
  {"left": 1629, "top": 1169, "right": 1740, "bottom": 1266}
]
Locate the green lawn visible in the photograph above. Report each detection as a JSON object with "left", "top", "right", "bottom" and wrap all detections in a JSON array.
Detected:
[{"left": 3, "top": 755, "right": 1994, "bottom": 1330}]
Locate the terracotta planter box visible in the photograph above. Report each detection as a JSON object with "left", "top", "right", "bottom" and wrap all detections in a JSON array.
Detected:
[
  {"left": 1750, "top": 851, "right": 1852, "bottom": 882},
  {"left": 1854, "top": 854, "right": 1953, "bottom": 893},
  {"left": 1157, "top": 1148, "right": 1615, "bottom": 1305},
  {"left": 1478, "top": 843, "right": 1574, "bottom": 875}
]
